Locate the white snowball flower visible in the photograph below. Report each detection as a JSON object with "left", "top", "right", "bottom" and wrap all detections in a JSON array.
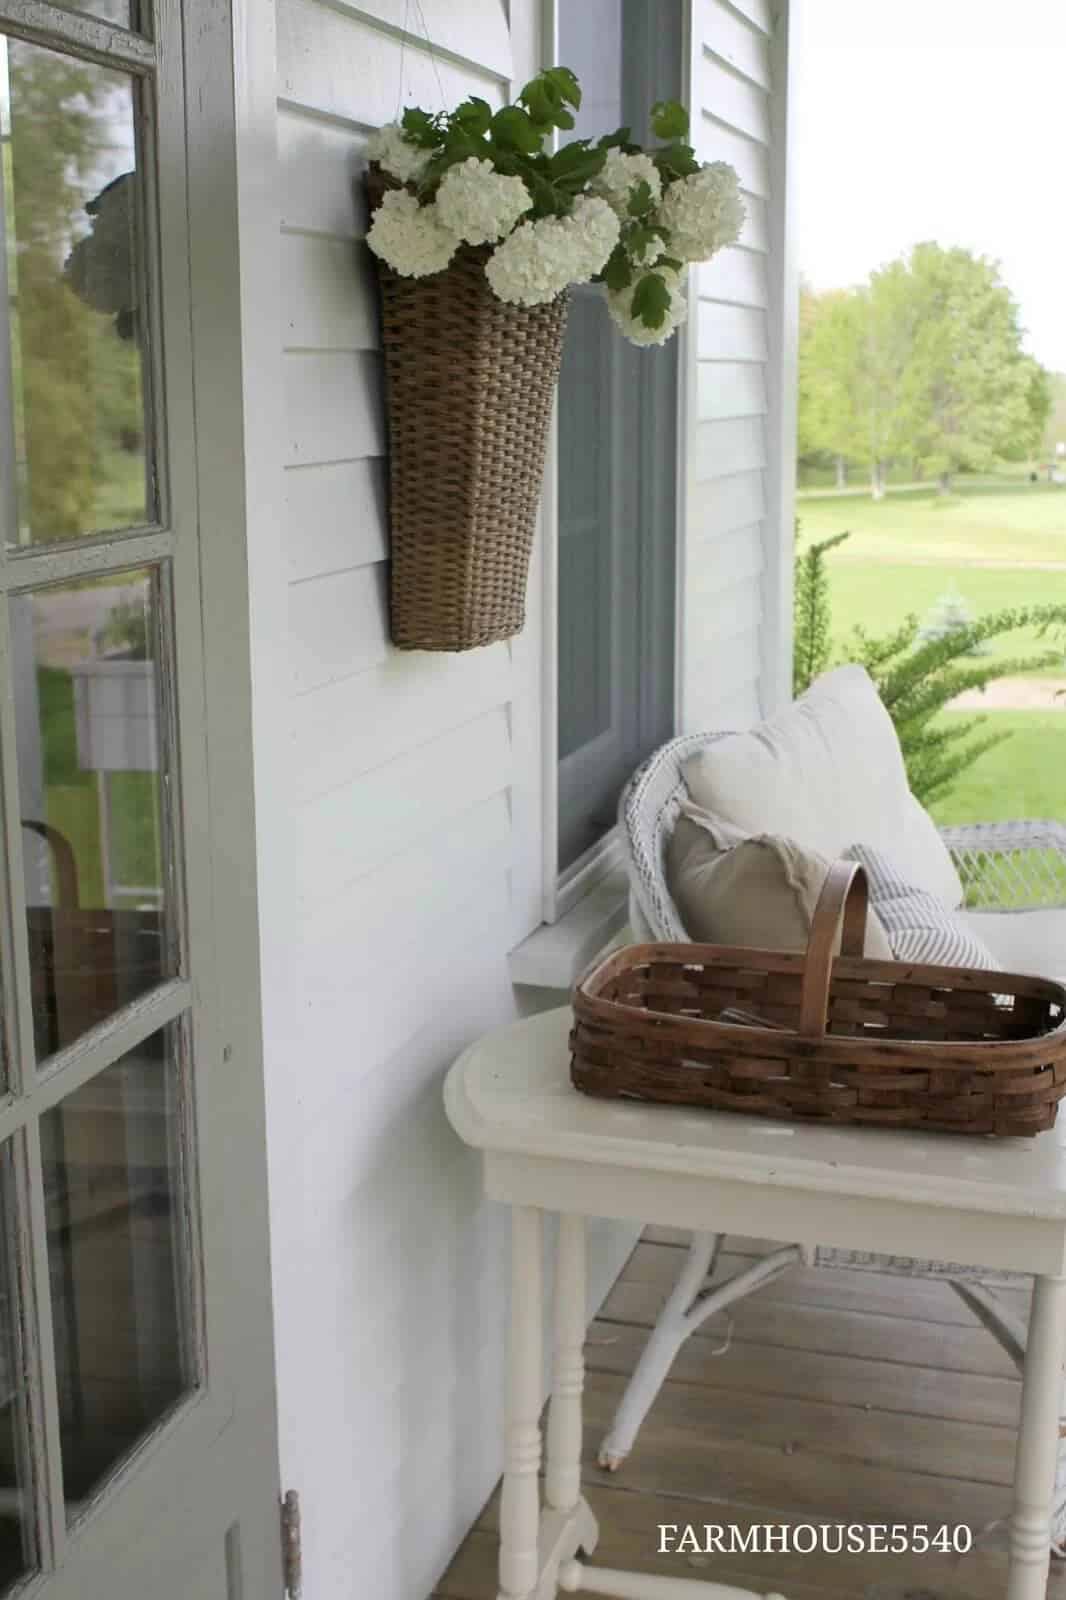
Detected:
[
  {"left": 367, "top": 190, "right": 457, "bottom": 278},
  {"left": 365, "top": 122, "right": 431, "bottom": 185},
  {"left": 485, "top": 197, "right": 619, "bottom": 307},
  {"left": 656, "top": 161, "right": 745, "bottom": 263},
  {"left": 607, "top": 267, "right": 688, "bottom": 348},
  {"left": 592, "top": 149, "right": 662, "bottom": 218},
  {"left": 435, "top": 157, "right": 531, "bottom": 245},
  {"left": 566, "top": 195, "right": 621, "bottom": 281}
]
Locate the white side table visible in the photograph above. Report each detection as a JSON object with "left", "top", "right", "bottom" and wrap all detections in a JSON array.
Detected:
[{"left": 444, "top": 1006, "right": 1066, "bottom": 1600}]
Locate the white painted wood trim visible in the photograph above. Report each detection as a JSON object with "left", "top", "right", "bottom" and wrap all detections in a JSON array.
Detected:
[
  {"left": 508, "top": 870, "right": 628, "bottom": 991},
  {"left": 760, "top": 0, "right": 799, "bottom": 715}
]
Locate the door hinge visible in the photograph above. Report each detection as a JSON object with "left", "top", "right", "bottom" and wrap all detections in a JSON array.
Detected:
[{"left": 280, "top": 1489, "right": 302, "bottom": 1599}]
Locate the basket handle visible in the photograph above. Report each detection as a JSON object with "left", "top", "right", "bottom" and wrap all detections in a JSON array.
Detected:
[{"left": 798, "top": 861, "right": 869, "bottom": 1039}]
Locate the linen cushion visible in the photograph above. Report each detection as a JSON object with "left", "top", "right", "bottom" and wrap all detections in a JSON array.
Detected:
[
  {"left": 957, "top": 908, "right": 1066, "bottom": 981},
  {"left": 668, "top": 808, "right": 893, "bottom": 958},
  {"left": 681, "top": 666, "right": 965, "bottom": 909},
  {"left": 846, "top": 844, "right": 998, "bottom": 969}
]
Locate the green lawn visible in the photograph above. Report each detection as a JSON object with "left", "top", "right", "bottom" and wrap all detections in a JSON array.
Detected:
[
  {"left": 827, "top": 563, "right": 1066, "bottom": 675},
  {"left": 794, "top": 477, "right": 1066, "bottom": 828},
  {"left": 798, "top": 480, "right": 1066, "bottom": 566},
  {"left": 38, "top": 666, "right": 161, "bottom": 906},
  {"left": 929, "top": 713, "right": 1066, "bottom": 827}
]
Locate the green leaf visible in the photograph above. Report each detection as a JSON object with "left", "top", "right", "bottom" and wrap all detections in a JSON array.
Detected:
[
  {"left": 543, "top": 65, "right": 581, "bottom": 110},
  {"left": 596, "top": 126, "right": 632, "bottom": 151},
  {"left": 632, "top": 271, "right": 671, "bottom": 330},
  {"left": 656, "top": 255, "right": 683, "bottom": 273},
  {"left": 650, "top": 99, "right": 689, "bottom": 140},
  {"left": 491, "top": 106, "right": 545, "bottom": 154},
  {"left": 626, "top": 179, "right": 654, "bottom": 218},
  {"left": 450, "top": 96, "right": 493, "bottom": 137},
  {"left": 401, "top": 106, "right": 443, "bottom": 149},
  {"left": 602, "top": 245, "right": 633, "bottom": 292},
  {"left": 653, "top": 142, "right": 701, "bottom": 181}
]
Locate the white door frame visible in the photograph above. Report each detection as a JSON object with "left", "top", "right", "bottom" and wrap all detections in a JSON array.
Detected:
[{"left": 0, "top": 0, "right": 283, "bottom": 1589}]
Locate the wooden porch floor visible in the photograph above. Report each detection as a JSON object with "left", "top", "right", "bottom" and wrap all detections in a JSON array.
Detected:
[{"left": 434, "top": 1230, "right": 1066, "bottom": 1600}]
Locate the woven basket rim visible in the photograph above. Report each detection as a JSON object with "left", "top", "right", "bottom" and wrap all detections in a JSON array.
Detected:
[{"left": 573, "top": 941, "right": 1066, "bottom": 1068}]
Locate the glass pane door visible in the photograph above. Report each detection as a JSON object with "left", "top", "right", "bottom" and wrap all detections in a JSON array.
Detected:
[{"left": 0, "top": 4, "right": 209, "bottom": 1585}]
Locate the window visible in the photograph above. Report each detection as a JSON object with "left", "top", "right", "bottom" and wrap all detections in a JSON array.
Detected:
[{"left": 555, "top": 0, "right": 680, "bottom": 876}]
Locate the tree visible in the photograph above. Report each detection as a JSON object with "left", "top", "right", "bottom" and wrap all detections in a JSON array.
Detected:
[
  {"left": 901, "top": 243, "right": 1035, "bottom": 493},
  {"left": 797, "top": 289, "right": 869, "bottom": 487}
]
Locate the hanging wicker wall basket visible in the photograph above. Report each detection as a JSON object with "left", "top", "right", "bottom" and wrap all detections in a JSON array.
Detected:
[{"left": 368, "top": 171, "right": 568, "bottom": 652}]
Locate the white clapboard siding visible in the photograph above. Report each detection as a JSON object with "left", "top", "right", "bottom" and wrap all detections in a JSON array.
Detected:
[
  {"left": 726, "top": 0, "right": 773, "bottom": 34},
  {"left": 682, "top": 0, "right": 777, "bottom": 735},
  {"left": 284, "top": 349, "right": 384, "bottom": 465},
  {"left": 688, "top": 522, "right": 765, "bottom": 593},
  {"left": 697, "top": 115, "right": 768, "bottom": 195},
  {"left": 278, "top": 0, "right": 505, "bottom": 127},
  {"left": 701, "top": 54, "right": 770, "bottom": 143},
  {"left": 299, "top": 790, "right": 512, "bottom": 983},
  {"left": 697, "top": 245, "right": 767, "bottom": 308},
  {"left": 693, "top": 415, "right": 767, "bottom": 480},
  {"left": 292, "top": 644, "right": 512, "bottom": 802},
  {"left": 285, "top": 458, "right": 388, "bottom": 581},
  {"left": 282, "top": 233, "right": 378, "bottom": 350},
  {"left": 278, "top": 109, "right": 368, "bottom": 238},
  {"left": 703, "top": 0, "right": 771, "bottom": 87},
  {"left": 691, "top": 470, "right": 765, "bottom": 540},
  {"left": 290, "top": 563, "right": 389, "bottom": 692},
  {"left": 295, "top": 705, "right": 512, "bottom": 910},
  {"left": 697, "top": 300, "right": 768, "bottom": 362},
  {"left": 697, "top": 359, "right": 767, "bottom": 420}
]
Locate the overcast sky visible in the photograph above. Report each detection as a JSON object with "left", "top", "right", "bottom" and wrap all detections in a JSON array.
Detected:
[{"left": 795, "top": 0, "right": 1066, "bottom": 372}]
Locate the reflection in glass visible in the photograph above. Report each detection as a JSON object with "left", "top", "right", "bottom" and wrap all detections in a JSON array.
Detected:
[
  {"left": 42, "top": 1030, "right": 194, "bottom": 1519},
  {"left": 0, "top": 1147, "right": 37, "bottom": 1591},
  {"left": 0, "top": 32, "right": 152, "bottom": 546},
  {"left": 14, "top": 570, "right": 171, "bottom": 1061}
]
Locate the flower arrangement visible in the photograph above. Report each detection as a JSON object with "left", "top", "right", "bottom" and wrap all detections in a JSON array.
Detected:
[{"left": 366, "top": 67, "right": 744, "bottom": 347}]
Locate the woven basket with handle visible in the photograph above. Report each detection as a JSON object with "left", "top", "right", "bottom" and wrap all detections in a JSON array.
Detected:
[
  {"left": 367, "top": 168, "right": 568, "bottom": 652},
  {"left": 570, "top": 861, "right": 1066, "bottom": 1137}
]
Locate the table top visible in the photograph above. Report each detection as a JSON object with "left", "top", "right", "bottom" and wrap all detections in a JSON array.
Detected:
[{"left": 444, "top": 1006, "right": 1066, "bottom": 1224}]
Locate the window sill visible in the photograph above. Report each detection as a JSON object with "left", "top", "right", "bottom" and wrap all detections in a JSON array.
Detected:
[{"left": 509, "top": 869, "right": 630, "bottom": 991}]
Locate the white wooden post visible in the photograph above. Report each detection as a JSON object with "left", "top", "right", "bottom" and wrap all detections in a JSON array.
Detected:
[
  {"left": 500, "top": 1205, "right": 544, "bottom": 1600},
  {"left": 1008, "top": 1273, "right": 1066, "bottom": 1600},
  {"left": 546, "top": 1212, "right": 586, "bottom": 1513}
]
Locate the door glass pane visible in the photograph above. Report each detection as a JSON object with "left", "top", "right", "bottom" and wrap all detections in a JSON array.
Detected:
[
  {"left": 12, "top": 569, "right": 172, "bottom": 1062},
  {"left": 0, "top": 1145, "right": 37, "bottom": 1591},
  {"left": 42, "top": 1027, "right": 194, "bottom": 1520},
  {"left": 0, "top": 33, "right": 153, "bottom": 547}
]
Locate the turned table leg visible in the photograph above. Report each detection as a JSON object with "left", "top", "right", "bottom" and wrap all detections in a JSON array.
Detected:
[
  {"left": 499, "top": 1205, "right": 544, "bottom": 1600},
  {"left": 547, "top": 1213, "right": 587, "bottom": 1516},
  {"left": 1008, "top": 1273, "right": 1066, "bottom": 1600}
]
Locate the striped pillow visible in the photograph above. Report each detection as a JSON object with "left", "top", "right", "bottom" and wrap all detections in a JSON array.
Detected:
[{"left": 845, "top": 844, "right": 998, "bottom": 970}]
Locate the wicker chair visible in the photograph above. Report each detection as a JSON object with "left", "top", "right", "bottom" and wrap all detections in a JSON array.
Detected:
[{"left": 606, "top": 726, "right": 1066, "bottom": 1529}]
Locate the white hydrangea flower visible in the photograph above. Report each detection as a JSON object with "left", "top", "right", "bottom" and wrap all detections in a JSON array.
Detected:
[
  {"left": 592, "top": 149, "right": 662, "bottom": 218},
  {"left": 566, "top": 195, "right": 621, "bottom": 281},
  {"left": 656, "top": 161, "right": 745, "bottom": 263},
  {"left": 607, "top": 267, "right": 688, "bottom": 348},
  {"left": 365, "top": 122, "right": 431, "bottom": 185},
  {"left": 435, "top": 157, "right": 531, "bottom": 245},
  {"left": 485, "top": 196, "right": 620, "bottom": 307},
  {"left": 367, "top": 190, "right": 457, "bottom": 278}
]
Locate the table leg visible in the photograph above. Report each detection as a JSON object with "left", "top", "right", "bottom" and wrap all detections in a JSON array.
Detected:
[
  {"left": 546, "top": 1213, "right": 587, "bottom": 1516},
  {"left": 500, "top": 1205, "right": 544, "bottom": 1600},
  {"left": 1008, "top": 1273, "right": 1066, "bottom": 1600}
]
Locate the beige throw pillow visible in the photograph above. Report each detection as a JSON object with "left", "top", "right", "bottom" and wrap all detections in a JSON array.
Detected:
[{"left": 667, "top": 809, "right": 892, "bottom": 959}]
